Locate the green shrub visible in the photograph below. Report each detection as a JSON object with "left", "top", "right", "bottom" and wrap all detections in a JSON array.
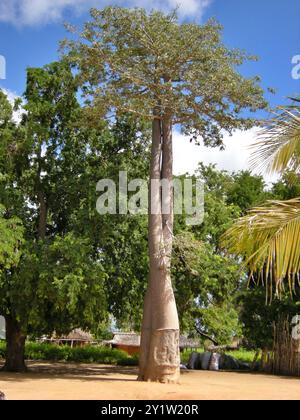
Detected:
[
  {"left": 0, "top": 340, "right": 5, "bottom": 358},
  {"left": 225, "top": 349, "right": 258, "bottom": 364},
  {"left": 117, "top": 353, "right": 139, "bottom": 366},
  {"left": 0, "top": 341, "right": 139, "bottom": 366}
]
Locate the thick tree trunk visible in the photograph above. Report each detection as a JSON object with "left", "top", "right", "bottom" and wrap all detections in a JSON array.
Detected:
[
  {"left": 2, "top": 316, "right": 27, "bottom": 372},
  {"left": 139, "top": 114, "right": 180, "bottom": 383}
]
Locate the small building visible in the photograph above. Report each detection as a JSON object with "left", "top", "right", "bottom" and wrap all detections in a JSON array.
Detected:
[
  {"left": 105, "top": 332, "right": 140, "bottom": 356},
  {"left": 104, "top": 332, "right": 200, "bottom": 356},
  {"left": 41, "top": 329, "right": 96, "bottom": 348}
]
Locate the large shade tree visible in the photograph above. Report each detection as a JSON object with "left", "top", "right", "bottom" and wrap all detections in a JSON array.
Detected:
[
  {"left": 64, "top": 7, "right": 267, "bottom": 383},
  {"left": 0, "top": 64, "right": 110, "bottom": 372},
  {"left": 0, "top": 62, "right": 152, "bottom": 371}
]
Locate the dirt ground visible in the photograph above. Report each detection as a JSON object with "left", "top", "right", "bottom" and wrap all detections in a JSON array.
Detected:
[{"left": 0, "top": 362, "right": 299, "bottom": 400}]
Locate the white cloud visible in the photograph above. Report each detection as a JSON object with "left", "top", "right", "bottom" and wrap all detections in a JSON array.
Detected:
[
  {"left": 1, "top": 87, "right": 18, "bottom": 103},
  {"left": 0, "top": 0, "right": 213, "bottom": 26},
  {"left": 0, "top": 87, "right": 24, "bottom": 123},
  {"left": 173, "top": 128, "right": 280, "bottom": 186}
]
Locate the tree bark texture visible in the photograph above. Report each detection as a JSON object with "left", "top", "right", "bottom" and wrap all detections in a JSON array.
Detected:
[
  {"left": 139, "top": 113, "right": 180, "bottom": 383},
  {"left": 2, "top": 316, "right": 27, "bottom": 372}
]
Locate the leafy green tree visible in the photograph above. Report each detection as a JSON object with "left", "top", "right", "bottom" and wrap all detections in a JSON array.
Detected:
[
  {"left": 192, "top": 164, "right": 241, "bottom": 247},
  {"left": 68, "top": 115, "right": 151, "bottom": 331},
  {"left": 272, "top": 173, "right": 300, "bottom": 200},
  {"left": 172, "top": 232, "right": 241, "bottom": 344},
  {"left": 226, "top": 171, "right": 269, "bottom": 213},
  {"left": 238, "top": 283, "right": 300, "bottom": 349},
  {"left": 0, "top": 214, "right": 26, "bottom": 372},
  {"left": 64, "top": 6, "right": 266, "bottom": 383},
  {"left": 0, "top": 60, "right": 153, "bottom": 371},
  {"left": 0, "top": 207, "right": 24, "bottom": 270},
  {"left": 0, "top": 64, "right": 109, "bottom": 371}
]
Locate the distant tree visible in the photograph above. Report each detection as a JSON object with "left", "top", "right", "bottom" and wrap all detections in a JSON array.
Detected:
[
  {"left": 192, "top": 164, "right": 241, "bottom": 247},
  {"left": 226, "top": 171, "right": 269, "bottom": 213},
  {"left": 271, "top": 173, "right": 300, "bottom": 200},
  {"left": 64, "top": 7, "right": 266, "bottom": 383},
  {"left": 172, "top": 232, "right": 241, "bottom": 345},
  {"left": 238, "top": 282, "right": 300, "bottom": 349}
]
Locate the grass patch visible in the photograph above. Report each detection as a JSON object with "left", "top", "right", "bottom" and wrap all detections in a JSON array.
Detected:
[
  {"left": 180, "top": 348, "right": 204, "bottom": 364},
  {"left": 225, "top": 349, "right": 258, "bottom": 364},
  {"left": 0, "top": 341, "right": 139, "bottom": 366}
]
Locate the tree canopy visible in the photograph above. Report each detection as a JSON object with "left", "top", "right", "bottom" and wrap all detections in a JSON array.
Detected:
[{"left": 63, "top": 7, "right": 267, "bottom": 146}]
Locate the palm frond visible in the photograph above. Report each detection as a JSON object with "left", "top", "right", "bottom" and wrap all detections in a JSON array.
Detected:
[
  {"left": 222, "top": 199, "right": 300, "bottom": 295},
  {"left": 249, "top": 105, "right": 300, "bottom": 176}
]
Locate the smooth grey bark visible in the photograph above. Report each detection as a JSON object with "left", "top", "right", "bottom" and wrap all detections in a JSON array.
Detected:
[{"left": 139, "top": 113, "right": 180, "bottom": 383}]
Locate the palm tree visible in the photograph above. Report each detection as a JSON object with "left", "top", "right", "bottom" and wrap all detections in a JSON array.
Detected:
[{"left": 223, "top": 99, "right": 300, "bottom": 296}]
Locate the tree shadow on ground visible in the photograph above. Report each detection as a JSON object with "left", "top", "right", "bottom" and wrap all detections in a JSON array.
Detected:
[
  {"left": 0, "top": 361, "right": 139, "bottom": 383},
  {"left": 0, "top": 361, "right": 194, "bottom": 383}
]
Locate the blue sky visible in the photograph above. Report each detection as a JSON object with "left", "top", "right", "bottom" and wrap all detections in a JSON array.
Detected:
[
  {"left": 0, "top": 0, "right": 299, "bottom": 102},
  {"left": 0, "top": 0, "right": 299, "bottom": 178}
]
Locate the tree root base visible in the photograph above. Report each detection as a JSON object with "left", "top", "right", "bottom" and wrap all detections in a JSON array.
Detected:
[{"left": 1, "top": 364, "right": 28, "bottom": 373}]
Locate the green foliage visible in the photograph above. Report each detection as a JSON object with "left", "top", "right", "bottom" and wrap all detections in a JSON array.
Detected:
[
  {"left": 1, "top": 4, "right": 289, "bottom": 354},
  {"left": 172, "top": 165, "right": 245, "bottom": 344},
  {"left": 0, "top": 341, "right": 138, "bottom": 366},
  {"left": 0, "top": 341, "right": 256, "bottom": 366},
  {"left": 272, "top": 173, "right": 300, "bottom": 200},
  {"left": 0, "top": 56, "right": 153, "bottom": 357},
  {"left": 226, "top": 171, "right": 270, "bottom": 213},
  {"left": 172, "top": 232, "right": 242, "bottom": 344},
  {"left": 192, "top": 164, "right": 241, "bottom": 246},
  {"left": 0, "top": 68, "right": 108, "bottom": 337},
  {"left": 0, "top": 206, "right": 24, "bottom": 271},
  {"left": 249, "top": 98, "right": 300, "bottom": 176},
  {"left": 197, "top": 304, "right": 242, "bottom": 345},
  {"left": 223, "top": 100, "right": 300, "bottom": 295},
  {"left": 238, "top": 284, "right": 300, "bottom": 349},
  {"left": 64, "top": 6, "right": 267, "bottom": 146},
  {"left": 61, "top": 6, "right": 269, "bottom": 347}
]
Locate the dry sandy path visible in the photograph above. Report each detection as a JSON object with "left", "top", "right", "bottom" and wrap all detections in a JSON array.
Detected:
[{"left": 0, "top": 362, "right": 299, "bottom": 400}]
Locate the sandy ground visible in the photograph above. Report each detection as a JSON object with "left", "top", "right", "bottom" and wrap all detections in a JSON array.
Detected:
[{"left": 0, "top": 361, "right": 299, "bottom": 400}]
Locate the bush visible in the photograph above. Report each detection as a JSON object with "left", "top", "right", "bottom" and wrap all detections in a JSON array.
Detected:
[
  {"left": 0, "top": 341, "right": 139, "bottom": 366},
  {"left": 0, "top": 341, "right": 5, "bottom": 358}
]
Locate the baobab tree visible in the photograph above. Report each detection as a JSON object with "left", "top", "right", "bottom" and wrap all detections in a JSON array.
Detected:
[{"left": 64, "top": 7, "right": 267, "bottom": 383}]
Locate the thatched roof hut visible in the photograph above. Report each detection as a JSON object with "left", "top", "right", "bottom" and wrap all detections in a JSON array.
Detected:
[
  {"left": 42, "top": 329, "right": 95, "bottom": 347},
  {"left": 179, "top": 336, "right": 202, "bottom": 351},
  {"left": 104, "top": 332, "right": 140, "bottom": 355}
]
